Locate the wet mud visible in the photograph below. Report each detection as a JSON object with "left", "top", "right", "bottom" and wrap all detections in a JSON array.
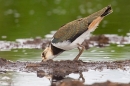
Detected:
[{"left": 0, "top": 58, "right": 130, "bottom": 86}]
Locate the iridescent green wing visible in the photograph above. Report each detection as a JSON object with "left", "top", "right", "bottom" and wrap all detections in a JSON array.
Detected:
[{"left": 52, "top": 18, "right": 88, "bottom": 43}]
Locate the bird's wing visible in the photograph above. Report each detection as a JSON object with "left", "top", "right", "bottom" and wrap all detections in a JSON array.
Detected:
[{"left": 52, "top": 18, "right": 89, "bottom": 43}]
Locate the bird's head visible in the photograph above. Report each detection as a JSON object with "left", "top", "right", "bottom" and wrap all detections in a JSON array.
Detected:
[{"left": 41, "top": 45, "right": 55, "bottom": 61}]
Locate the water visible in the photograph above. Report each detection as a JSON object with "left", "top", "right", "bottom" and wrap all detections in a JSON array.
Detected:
[
  {"left": 0, "top": 0, "right": 130, "bottom": 41},
  {"left": 0, "top": 72, "right": 51, "bottom": 86},
  {"left": 0, "top": 0, "right": 130, "bottom": 86},
  {"left": 0, "top": 69, "right": 130, "bottom": 86},
  {"left": 0, "top": 44, "right": 130, "bottom": 61}
]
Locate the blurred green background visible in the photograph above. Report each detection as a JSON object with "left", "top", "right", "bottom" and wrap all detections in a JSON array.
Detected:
[{"left": 0, "top": 0, "right": 130, "bottom": 41}]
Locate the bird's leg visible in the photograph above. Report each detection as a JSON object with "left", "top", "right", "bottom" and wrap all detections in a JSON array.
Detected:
[{"left": 73, "top": 43, "right": 85, "bottom": 60}]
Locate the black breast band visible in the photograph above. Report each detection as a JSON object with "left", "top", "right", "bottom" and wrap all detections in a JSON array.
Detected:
[{"left": 51, "top": 44, "right": 65, "bottom": 55}]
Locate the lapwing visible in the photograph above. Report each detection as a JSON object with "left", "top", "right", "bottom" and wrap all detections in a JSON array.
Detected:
[{"left": 42, "top": 5, "right": 113, "bottom": 61}]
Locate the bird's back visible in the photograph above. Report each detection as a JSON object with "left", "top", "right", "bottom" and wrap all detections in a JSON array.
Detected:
[{"left": 52, "top": 18, "right": 89, "bottom": 43}]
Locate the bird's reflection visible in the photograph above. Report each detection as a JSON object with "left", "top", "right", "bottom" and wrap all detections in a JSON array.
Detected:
[{"left": 37, "top": 70, "right": 85, "bottom": 86}]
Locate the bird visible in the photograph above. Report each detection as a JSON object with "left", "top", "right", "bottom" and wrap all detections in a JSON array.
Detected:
[{"left": 42, "top": 5, "right": 113, "bottom": 61}]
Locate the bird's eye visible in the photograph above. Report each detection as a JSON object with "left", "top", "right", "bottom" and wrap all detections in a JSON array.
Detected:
[
  {"left": 42, "top": 52, "right": 45, "bottom": 57},
  {"left": 41, "top": 51, "right": 47, "bottom": 60}
]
